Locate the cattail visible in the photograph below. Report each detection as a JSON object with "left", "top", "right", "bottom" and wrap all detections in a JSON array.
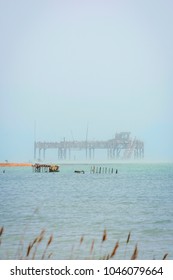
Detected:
[
  {"left": 80, "top": 235, "right": 84, "bottom": 245},
  {"left": 47, "top": 234, "right": 53, "bottom": 247},
  {"left": 31, "top": 237, "right": 38, "bottom": 247},
  {"left": 110, "top": 241, "right": 119, "bottom": 258},
  {"left": 32, "top": 230, "right": 45, "bottom": 247},
  {"left": 31, "top": 230, "right": 45, "bottom": 260},
  {"left": 131, "top": 244, "right": 138, "bottom": 260},
  {"left": 102, "top": 229, "right": 107, "bottom": 242},
  {"left": 37, "top": 235, "right": 43, "bottom": 243},
  {"left": 48, "top": 253, "right": 53, "bottom": 259},
  {"left": 41, "top": 234, "right": 53, "bottom": 260},
  {"left": 90, "top": 239, "right": 95, "bottom": 254},
  {"left": 124, "top": 232, "right": 131, "bottom": 258},
  {"left": 0, "top": 227, "right": 4, "bottom": 237},
  {"left": 126, "top": 232, "right": 131, "bottom": 244},
  {"left": 37, "top": 230, "right": 45, "bottom": 243},
  {"left": 163, "top": 253, "right": 168, "bottom": 260},
  {"left": 26, "top": 243, "right": 32, "bottom": 257}
]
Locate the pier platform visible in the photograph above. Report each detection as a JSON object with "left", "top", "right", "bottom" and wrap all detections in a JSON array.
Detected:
[{"left": 32, "top": 163, "right": 59, "bottom": 173}]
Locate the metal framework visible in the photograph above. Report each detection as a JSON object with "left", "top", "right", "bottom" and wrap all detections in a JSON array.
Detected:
[{"left": 34, "top": 132, "right": 144, "bottom": 161}]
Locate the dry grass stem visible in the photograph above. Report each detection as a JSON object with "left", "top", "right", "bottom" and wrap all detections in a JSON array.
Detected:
[
  {"left": 47, "top": 234, "right": 53, "bottom": 247},
  {"left": 0, "top": 227, "right": 169, "bottom": 260},
  {"left": 41, "top": 234, "right": 53, "bottom": 260},
  {"left": 31, "top": 237, "right": 38, "bottom": 247},
  {"left": 37, "top": 230, "right": 45, "bottom": 243},
  {"left": 48, "top": 253, "right": 53, "bottom": 259},
  {"left": 80, "top": 235, "right": 84, "bottom": 245},
  {"left": 31, "top": 230, "right": 45, "bottom": 259},
  {"left": 131, "top": 244, "right": 138, "bottom": 260},
  {"left": 90, "top": 239, "right": 95, "bottom": 255},
  {"left": 26, "top": 243, "right": 32, "bottom": 257},
  {"left": 102, "top": 229, "right": 107, "bottom": 242},
  {"left": 162, "top": 253, "right": 168, "bottom": 260},
  {"left": 126, "top": 232, "right": 131, "bottom": 244},
  {"left": 0, "top": 227, "right": 4, "bottom": 237},
  {"left": 0, "top": 226, "right": 4, "bottom": 246},
  {"left": 110, "top": 241, "right": 119, "bottom": 259}
]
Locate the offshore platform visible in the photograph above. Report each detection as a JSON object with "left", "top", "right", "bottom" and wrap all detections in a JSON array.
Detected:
[{"left": 34, "top": 132, "right": 144, "bottom": 161}]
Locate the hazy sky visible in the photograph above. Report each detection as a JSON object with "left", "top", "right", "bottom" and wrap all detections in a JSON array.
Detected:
[{"left": 0, "top": 0, "right": 173, "bottom": 162}]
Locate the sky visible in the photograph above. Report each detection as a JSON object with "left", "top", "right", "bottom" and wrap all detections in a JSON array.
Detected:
[{"left": 0, "top": 0, "right": 173, "bottom": 162}]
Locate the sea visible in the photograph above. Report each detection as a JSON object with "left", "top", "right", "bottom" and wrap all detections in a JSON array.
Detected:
[{"left": 0, "top": 162, "right": 173, "bottom": 260}]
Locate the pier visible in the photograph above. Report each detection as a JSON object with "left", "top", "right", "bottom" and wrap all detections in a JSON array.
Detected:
[
  {"left": 32, "top": 163, "right": 59, "bottom": 173},
  {"left": 34, "top": 132, "right": 144, "bottom": 161}
]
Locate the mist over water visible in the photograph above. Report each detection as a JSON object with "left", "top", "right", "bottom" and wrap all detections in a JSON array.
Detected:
[{"left": 0, "top": 0, "right": 173, "bottom": 162}]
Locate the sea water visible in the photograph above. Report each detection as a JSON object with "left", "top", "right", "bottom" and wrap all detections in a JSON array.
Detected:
[{"left": 0, "top": 162, "right": 173, "bottom": 260}]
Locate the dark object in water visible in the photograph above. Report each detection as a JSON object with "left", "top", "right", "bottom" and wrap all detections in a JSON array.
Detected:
[
  {"left": 49, "top": 165, "right": 59, "bottom": 172},
  {"left": 74, "top": 170, "right": 85, "bottom": 174},
  {"left": 3, "top": 170, "right": 5, "bottom": 173},
  {"left": 32, "top": 163, "right": 59, "bottom": 173},
  {"left": 115, "top": 169, "right": 118, "bottom": 174}
]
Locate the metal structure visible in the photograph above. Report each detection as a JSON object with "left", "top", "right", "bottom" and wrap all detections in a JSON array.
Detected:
[{"left": 34, "top": 132, "right": 144, "bottom": 161}]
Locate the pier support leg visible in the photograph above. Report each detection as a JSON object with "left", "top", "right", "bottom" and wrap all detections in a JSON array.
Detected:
[
  {"left": 43, "top": 149, "right": 46, "bottom": 161},
  {"left": 34, "top": 142, "right": 37, "bottom": 160}
]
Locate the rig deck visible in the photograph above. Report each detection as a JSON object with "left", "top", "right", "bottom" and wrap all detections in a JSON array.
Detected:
[{"left": 34, "top": 132, "right": 144, "bottom": 161}]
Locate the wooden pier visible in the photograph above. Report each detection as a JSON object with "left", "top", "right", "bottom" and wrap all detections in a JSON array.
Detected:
[
  {"left": 34, "top": 132, "right": 144, "bottom": 161},
  {"left": 32, "top": 163, "right": 59, "bottom": 173}
]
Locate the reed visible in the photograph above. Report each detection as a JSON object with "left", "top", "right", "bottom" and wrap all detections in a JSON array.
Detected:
[
  {"left": 41, "top": 234, "right": 53, "bottom": 260},
  {"left": 24, "top": 229, "right": 46, "bottom": 259},
  {"left": 75, "top": 235, "right": 85, "bottom": 259},
  {"left": 80, "top": 235, "right": 84, "bottom": 245},
  {"left": 162, "top": 253, "right": 168, "bottom": 260},
  {"left": 110, "top": 241, "right": 119, "bottom": 259},
  {"left": 126, "top": 231, "right": 131, "bottom": 244},
  {"left": 0, "top": 227, "right": 4, "bottom": 237},
  {"left": 102, "top": 229, "right": 107, "bottom": 242},
  {"left": 89, "top": 239, "right": 95, "bottom": 259},
  {"left": 124, "top": 231, "right": 131, "bottom": 258},
  {"left": 131, "top": 244, "right": 138, "bottom": 260},
  {"left": 32, "top": 230, "right": 46, "bottom": 260},
  {"left": 16, "top": 208, "right": 39, "bottom": 259},
  {"left": 99, "top": 229, "right": 107, "bottom": 257},
  {"left": 0, "top": 226, "right": 4, "bottom": 246},
  {"left": 0, "top": 226, "right": 169, "bottom": 260}
]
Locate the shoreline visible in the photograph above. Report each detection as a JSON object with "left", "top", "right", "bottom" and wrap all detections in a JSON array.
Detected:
[{"left": 0, "top": 162, "right": 32, "bottom": 167}]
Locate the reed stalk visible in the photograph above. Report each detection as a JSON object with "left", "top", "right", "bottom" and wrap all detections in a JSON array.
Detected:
[
  {"left": 0, "top": 226, "right": 4, "bottom": 246},
  {"left": 31, "top": 229, "right": 45, "bottom": 259},
  {"left": 41, "top": 234, "right": 53, "bottom": 260},
  {"left": 0, "top": 226, "right": 169, "bottom": 260},
  {"left": 89, "top": 239, "right": 95, "bottom": 259},
  {"left": 124, "top": 231, "right": 131, "bottom": 258},
  {"left": 162, "top": 253, "right": 168, "bottom": 260},
  {"left": 131, "top": 244, "right": 138, "bottom": 260},
  {"left": 110, "top": 241, "right": 119, "bottom": 259}
]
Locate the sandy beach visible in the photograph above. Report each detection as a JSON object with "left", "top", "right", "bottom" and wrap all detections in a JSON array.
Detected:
[{"left": 0, "top": 162, "right": 32, "bottom": 167}]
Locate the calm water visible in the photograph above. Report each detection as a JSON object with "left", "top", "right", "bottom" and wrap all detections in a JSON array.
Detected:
[{"left": 0, "top": 163, "right": 173, "bottom": 260}]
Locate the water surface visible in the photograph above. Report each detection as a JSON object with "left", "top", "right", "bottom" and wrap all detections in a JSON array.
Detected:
[{"left": 0, "top": 163, "right": 173, "bottom": 259}]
